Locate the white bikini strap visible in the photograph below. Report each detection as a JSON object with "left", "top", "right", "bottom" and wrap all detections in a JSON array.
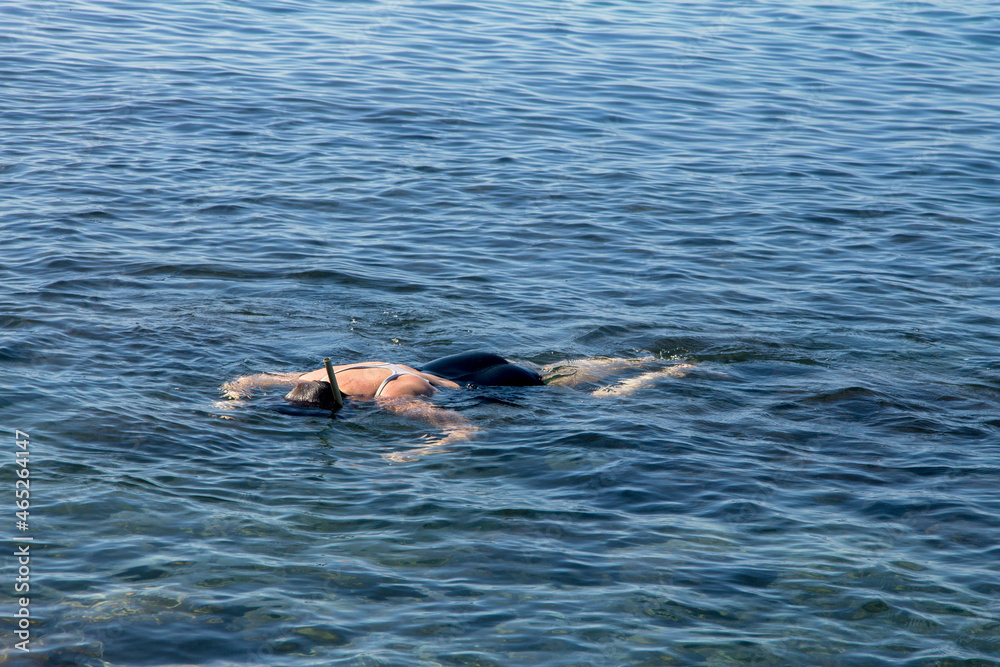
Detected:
[
  {"left": 333, "top": 363, "right": 391, "bottom": 375},
  {"left": 373, "top": 374, "right": 400, "bottom": 398}
]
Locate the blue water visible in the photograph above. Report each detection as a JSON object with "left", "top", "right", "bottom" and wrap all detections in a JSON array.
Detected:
[{"left": 3, "top": 0, "right": 1000, "bottom": 664}]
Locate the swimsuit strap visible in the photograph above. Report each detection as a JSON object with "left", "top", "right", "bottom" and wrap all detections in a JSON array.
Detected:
[
  {"left": 333, "top": 363, "right": 423, "bottom": 398},
  {"left": 333, "top": 362, "right": 393, "bottom": 375},
  {"left": 373, "top": 364, "right": 424, "bottom": 398}
]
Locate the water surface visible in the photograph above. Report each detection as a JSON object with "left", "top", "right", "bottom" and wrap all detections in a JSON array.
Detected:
[{"left": 2, "top": 0, "right": 999, "bottom": 665}]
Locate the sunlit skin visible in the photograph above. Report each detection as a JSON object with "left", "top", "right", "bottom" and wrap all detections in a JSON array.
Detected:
[{"left": 298, "top": 362, "right": 459, "bottom": 399}]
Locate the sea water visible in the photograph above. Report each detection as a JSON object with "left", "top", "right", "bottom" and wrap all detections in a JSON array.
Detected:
[{"left": 2, "top": 0, "right": 999, "bottom": 664}]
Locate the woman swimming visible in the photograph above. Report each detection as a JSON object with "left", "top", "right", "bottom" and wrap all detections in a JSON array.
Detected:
[
  {"left": 220, "top": 351, "right": 691, "bottom": 460},
  {"left": 222, "top": 351, "right": 543, "bottom": 406}
]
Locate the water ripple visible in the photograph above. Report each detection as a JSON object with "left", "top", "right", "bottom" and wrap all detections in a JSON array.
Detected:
[{"left": 3, "top": 0, "right": 1000, "bottom": 664}]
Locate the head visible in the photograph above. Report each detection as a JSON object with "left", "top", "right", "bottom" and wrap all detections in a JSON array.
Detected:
[{"left": 284, "top": 381, "right": 341, "bottom": 410}]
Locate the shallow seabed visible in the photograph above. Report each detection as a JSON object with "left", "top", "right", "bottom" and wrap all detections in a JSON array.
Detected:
[{"left": 2, "top": 0, "right": 999, "bottom": 665}]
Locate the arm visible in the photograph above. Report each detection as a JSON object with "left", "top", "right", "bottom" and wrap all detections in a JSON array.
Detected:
[
  {"left": 380, "top": 398, "right": 479, "bottom": 462},
  {"left": 220, "top": 372, "right": 301, "bottom": 399}
]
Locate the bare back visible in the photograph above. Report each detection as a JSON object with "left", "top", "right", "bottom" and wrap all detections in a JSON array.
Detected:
[{"left": 297, "top": 362, "right": 458, "bottom": 399}]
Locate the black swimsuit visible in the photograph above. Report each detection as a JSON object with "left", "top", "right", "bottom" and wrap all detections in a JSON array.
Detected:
[{"left": 418, "top": 352, "right": 542, "bottom": 387}]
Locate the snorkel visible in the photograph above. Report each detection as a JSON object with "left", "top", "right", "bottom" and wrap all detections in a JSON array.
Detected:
[{"left": 324, "top": 357, "right": 345, "bottom": 411}]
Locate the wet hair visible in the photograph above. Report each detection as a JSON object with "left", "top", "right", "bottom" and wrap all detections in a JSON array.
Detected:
[
  {"left": 284, "top": 381, "right": 337, "bottom": 409},
  {"left": 419, "top": 351, "right": 542, "bottom": 387}
]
